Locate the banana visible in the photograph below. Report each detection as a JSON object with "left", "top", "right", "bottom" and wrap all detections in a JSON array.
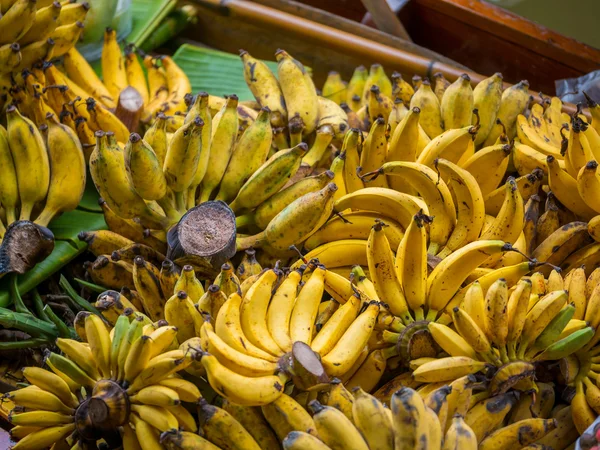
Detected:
[
  {"left": 309, "top": 400, "right": 369, "bottom": 450},
  {"left": 130, "top": 385, "right": 180, "bottom": 408},
  {"left": 358, "top": 118, "right": 387, "bottom": 188},
  {"left": 417, "top": 125, "right": 477, "bottom": 168},
  {"left": 484, "top": 80, "right": 531, "bottom": 146},
  {"left": 461, "top": 142, "right": 512, "bottom": 196},
  {"left": 100, "top": 27, "right": 128, "bottom": 99},
  {"left": 21, "top": 367, "right": 76, "bottom": 408},
  {"left": 369, "top": 161, "right": 456, "bottom": 250},
  {"left": 367, "top": 222, "right": 412, "bottom": 322},
  {"left": 312, "top": 294, "right": 361, "bottom": 355},
  {"left": 0, "top": 0, "right": 37, "bottom": 44},
  {"left": 173, "top": 265, "right": 204, "bottom": 302},
  {"left": 334, "top": 187, "right": 428, "bottom": 230},
  {"left": 0, "top": 124, "right": 18, "bottom": 225},
  {"left": 441, "top": 73, "right": 473, "bottom": 129},
  {"left": 261, "top": 393, "right": 318, "bottom": 441},
  {"left": 429, "top": 321, "right": 478, "bottom": 359},
  {"left": 532, "top": 221, "right": 590, "bottom": 268},
  {"left": 239, "top": 269, "right": 283, "bottom": 356},
  {"left": 163, "top": 116, "right": 203, "bottom": 202},
  {"left": 413, "top": 356, "right": 488, "bottom": 382},
  {"left": 6, "top": 106, "right": 50, "bottom": 220},
  {"left": 132, "top": 256, "right": 166, "bottom": 322},
  {"left": 267, "top": 269, "right": 302, "bottom": 352},
  {"left": 130, "top": 413, "right": 162, "bottom": 450},
  {"left": 547, "top": 155, "right": 597, "bottom": 220},
  {"left": 162, "top": 291, "right": 199, "bottom": 343},
  {"left": 276, "top": 49, "right": 319, "bottom": 136},
  {"left": 10, "top": 423, "right": 75, "bottom": 450},
  {"left": 218, "top": 400, "right": 279, "bottom": 450},
  {"left": 56, "top": 337, "right": 100, "bottom": 380},
  {"left": 472, "top": 72, "right": 503, "bottom": 146},
  {"left": 433, "top": 72, "right": 450, "bottom": 102},
  {"left": 577, "top": 160, "right": 600, "bottom": 213},
  {"left": 127, "top": 350, "right": 194, "bottom": 393},
  {"left": 317, "top": 97, "right": 349, "bottom": 141},
  {"left": 443, "top": 415, "right": 477, "bottom": 450},
  {"left": 230, "top": 143, "right": 307, "bottom": 213},
  {"left": 15, "top": 38, "right": 55, "bottom": 72},
  {"left": 287, "top": 266, "right": 324, "bottom": 345},
  {"left": 216, "top": 108, "right": 272, "bottom": 202},
  {"left": 362, "top": 63, "right": 392, "bottom": 101},
  {"left": 535, "top": 326, "right": 594, "bottom": 361},
  {"left": 342, "top": 129, "right": 364, "bottom": 194},
  {"left": 321, "top": 301, "right": 379, "bottom": 377},
  {"left": 162, "top": 429, "right": 219, "bottom": 450},
  {"left": 351, "top": 388, "right": 394, "bottom": 450},
  {"left": 142, "top": 55, "right": 169, "bottom": 120},
  {"left": 124, "top": 46, "right": 149, "bottom": 106},
  {"left": 485, "top": 169, "right": 543, "bottom": 216},
  {"left": 7, "top": 385, "right": 74, "bottom": 415},
  {"left": 9, "top": 410, "right": 73, "bottom": 427},
  {"left": 410, "top": 79, "right": 443, "bottom": 139},
  {"left": 517, "top": 290, "right": 568, "bottom": 356},
  {"left": 387, "top": 107, "right": 420, "bottom": 187},
  {"left": 159, "top": 55, "right": 191, "bottom": 115},
  {"left": 34, "top": 114, "right": 86, "bottom": 227},
  {"left": 391, "top": 71, "right": 414, "bottom": 104},
  {"left": 282, "top": 431, "right": 332, "bottom": 450},
  {"left": 201, "top": 353, "right": 284, "bottom": 406},
  {"left": 19, "top": 1, "right": 62, "bottom": 46},
  {"left": 396, "top": 213, "right": 430, "bottom": 319},
  {"left": 215, "top": 292, "right": 279, "bottom": 362},
  {"left": 204, "top": 325, "right": 278, "bottom": 377},
  {"left": 426, "top": 240, "right": 510, "bottom": 319},
  {"left": 390, "top": 387, "right": 428, "bottom": 449},
  {"left": 479, "top": 418, "right": 557, "bottom": 450},
  {"left": 346, "top": 65, "right": 367, "bottom": 109},
  {"left": 0, "top": 42, "right": 21, "bottom": 75},
  {"left": 436, "top": 158, "right": 486, "bottom": 253}
]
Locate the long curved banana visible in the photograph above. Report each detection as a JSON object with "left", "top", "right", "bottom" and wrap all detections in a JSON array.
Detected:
[
  {"left": 6, "top": 106, "right": 50, "bottom": 220},
  {"left": 309, "top": 400, "right": 369, "bottom": 450},
  {"left": 417, "top": 125, "right": 477, "bottom": 168},
  {"left": 0, "top": 0, "right": 37, "bottom": 44},
  {"left": 461, "top": 143, "right": 512, "bottom": 196},
  {"left": 276, "top": 49, "right": 319, "bottom": 137},
  {"left": 35, "top": 115, "right": 86, "bottom": 227},
  {"left": 289, "top": 266, "right": 325, "bottom": 345}
]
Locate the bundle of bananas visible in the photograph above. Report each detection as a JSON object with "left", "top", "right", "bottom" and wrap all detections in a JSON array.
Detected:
[
  {"left": 0, "top": 103, "right": 85, "bottom": 241},
  {"left": 85, "top": 50, "right": 350, "bottom": 264},
  {"left": 0, "top": 0, "right": 88, "bottom": 93},
  {"left": 5, "top": 311, "right": 202, "bottom": 450}
]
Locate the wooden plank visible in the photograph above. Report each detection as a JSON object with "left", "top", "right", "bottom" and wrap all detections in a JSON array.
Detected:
[
  {"left": 415, "top": 0, "right": 600, "bottom": 73},
  {"left": 359, "top": 0, "right": 412, "bottom": 41},
  {"left": 251, "top": 0, "right": 467, "bottom": 69}
]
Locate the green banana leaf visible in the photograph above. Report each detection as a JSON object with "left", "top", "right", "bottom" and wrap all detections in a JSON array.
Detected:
[
  {"left": 129, "top": 0, "right": 178, "bottom": 47},
  {"left": 173, "top": 44, "right": 279, "bottom": 101}
]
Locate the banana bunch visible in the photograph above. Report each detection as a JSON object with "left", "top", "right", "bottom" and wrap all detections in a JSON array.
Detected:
[
  {"left": 240, "top": 49, "right": 348, "bottom": 149},
  {"left": 0, "top": 0, "right": 87, "bottom": 91},
  {"left": 5, "top": 311, "right": 202, "bottom": 450},
  {"left": 0, "top": 103, "right": 85, "bottom": 241}
]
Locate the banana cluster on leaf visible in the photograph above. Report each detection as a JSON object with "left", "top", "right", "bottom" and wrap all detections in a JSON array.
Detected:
[{"left": 5, "top": 311, "right": 202, "bottom": 450}]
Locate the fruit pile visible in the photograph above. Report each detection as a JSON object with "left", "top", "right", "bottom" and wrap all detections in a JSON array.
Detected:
[{"left": 7, "top": 32, "right": 600, "bottom": 449}]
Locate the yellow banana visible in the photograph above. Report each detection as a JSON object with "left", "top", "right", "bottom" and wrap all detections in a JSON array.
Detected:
[
  {"left": 101, "top": 27, "right": 128, "bottom": 98},
  {"left": 390, "top": 387, "right": 428, "bottom": 449},
  {"left": 473, "top": 72, "right": 503, "bottom": 146},
  {"left": 124, "top": 46, "right": 149, "bottom": 106},
  {"left": 484, "top": 80, "right": 531, "bottom": 145},
  {"left": 10, "top": 423, "right": 75, "bottom": 450},
  {"left": 289, "top": 267, "right": 326, "bottom": 345},
  {"left": 261, "top": 393, "right": 318, "bottom": 441},
  {"left": 276, "top": 49, "right": 319, "bottom": 137},
  {"left": 201, "top": 353, "right": 284, "bottom": 406},
  {"left": 309, "top": 400, "right": 369, "bottom": 450},
  {"left": 0, "top": 0, "right": 37, "bottom": 44},
  {"left": 6, "top": 106, "right": 50, "bottom": 220},
  {"left": 19, "top": 1, "right": 62, "bottom": 45},
  {"left": 410, "top": 78, "right": 443, "bottom": 138},
  {"left": 417, "top": 125, "right": 477, "bottom": 168},
  {"left": 441, "top": 73, "right": 473, "bottom": 129}
]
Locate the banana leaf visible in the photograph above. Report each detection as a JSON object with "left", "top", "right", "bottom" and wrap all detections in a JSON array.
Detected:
[
  {"left": 0, "top": 181, "right": 106, "bottom": 308},
  {"left": 129, "top": 0, "right": 178, "bottom": 47},
  {"left": 172, "top": 44, "right": 279, "bottom": 102}
]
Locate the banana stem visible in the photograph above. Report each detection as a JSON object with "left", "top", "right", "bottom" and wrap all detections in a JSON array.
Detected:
[
  {"left": 198, "top": 187, "right": 212, "bottom": 204},
  {"left": 229, "top": 198, "right": 241, "bottom": 215},
  {"left": 157, "top": 196, "right": 182, "bottom": 224},
  {"left": 19, "top": 202, "right": 33, "bottom": 221},
  {"left": 175, "top": 191, "right": 186, "bottom": 213},
  {"left": 33, "top": 207, "right": 55, "bottom": 228},
  {"left": 236, "top": 232, "right": 266, "bottom": 251},
  {"left": 42, "top": 304, "right": 74, "bottom": 339},
  {"left": 507, "top": 342, "right": 517, "bottom": 361},
  {"left": 5, "top": 207, "right": 16, "bottom": 226},
  {"left": 425, "top": 308, "right": 438, "bottom": 322},
  {"left": 187, "top": 185, "right": 198, "bottom": 210},
  {"left": 427, "top": 241, "right": 440, "bottom": 255},
  {"left": 414, "top": 307, "right": 425, "bottom": 321},
  {"left": 235, "top": 213, "right": 255, "bottom": 230},
  {"left": 499, "top": 346, "right": 510, "bottom": 364}
]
